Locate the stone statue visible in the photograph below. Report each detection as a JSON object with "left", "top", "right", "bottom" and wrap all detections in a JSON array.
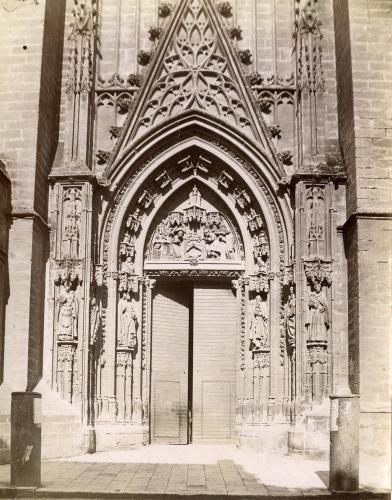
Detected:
[
  {"left": 225, "top": 232, "right": 235, "bottom": 259},
  {"left": 122, "top": 256, "right": 135, "bottom": 274},
  {"left": 63, "top": 189, "right": 81, "bottom": 259},
  {"left": 118, "top": 292, "right": 138, "bottom": 350},
  {"left": 57, "top": 281, "right": 79, "bottom": 340},
  {"left": 284, "top": 285, "right": 296, "bottom": 349},
  {"left": 205, "top": 231, "right": 226, "bottom": 258},
  {"left": 89, "top": 296, "right": 100, "bottom": 346},
  {"left": 189, "top": 185, "right": 201, "bottom": 206},
  {"left": 249, "top": 295, "right": 268, "bottom": 350},
  {"left": 308, "top": 187, "right": 324, "bottom": 257},
  {"left": 305, "top": 282, "right": 329, "bottom": 342},
  {"left": 170, "top": 228, "right": 185, "bottom": 258}
]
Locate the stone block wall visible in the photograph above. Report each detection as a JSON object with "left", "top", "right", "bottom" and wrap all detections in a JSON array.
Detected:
[
  {"left": 334, "top": 0, "right": 392, "bottom": 489},
  {"left": 0, "top": 0, "right": 66, "bottom": 463},
  {"left": 0, "top": 0, "right": 65, "bottom": 391}
]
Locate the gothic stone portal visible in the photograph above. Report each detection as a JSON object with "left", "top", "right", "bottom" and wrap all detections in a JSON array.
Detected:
[{"left": 45, "top": 0, "right": 341, "bottom": 458}]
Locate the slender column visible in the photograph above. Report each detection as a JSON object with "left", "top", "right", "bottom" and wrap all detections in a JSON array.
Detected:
[{"left": 141, "top": 277, "right": 156, "bottom": 429}]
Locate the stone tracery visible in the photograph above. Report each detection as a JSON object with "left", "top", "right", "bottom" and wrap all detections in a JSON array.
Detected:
[{"left": 132, "top": 0, "right": 255, "bottom": 140}]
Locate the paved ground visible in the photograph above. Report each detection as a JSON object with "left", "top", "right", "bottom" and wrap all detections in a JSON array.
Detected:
[{"left": 0, "top": 445, "right": 388, "bottom": 498}]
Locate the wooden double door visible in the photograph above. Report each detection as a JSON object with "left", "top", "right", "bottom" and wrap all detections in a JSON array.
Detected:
[{"left": 151, "top": 280, "right": 237, "bottom": 444}]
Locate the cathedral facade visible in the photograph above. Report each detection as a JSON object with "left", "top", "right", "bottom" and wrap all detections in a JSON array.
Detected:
[{"left": 0, "top": 0, "right": 390, "bottom": 490}]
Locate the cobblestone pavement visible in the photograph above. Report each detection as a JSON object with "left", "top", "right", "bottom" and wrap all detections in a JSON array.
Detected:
[{"left": 0, "top": 446, "right": 388, "bottom": 498}]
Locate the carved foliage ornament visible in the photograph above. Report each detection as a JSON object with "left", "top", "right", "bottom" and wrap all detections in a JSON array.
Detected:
[
  {"left": 57, "top": 344, "right": 76, "bottom": 363},
  {"left": 308, "top": 345, "right": 328, "bottom": 365},
  {"left": 304, "top": 259, "right": 332, "bottom": 288},
  {"left": 133, "top": 0, "right": 254, "bottom": 139},
  {"left": 54, "top": 259, "right": 83, "bottom": 287}
]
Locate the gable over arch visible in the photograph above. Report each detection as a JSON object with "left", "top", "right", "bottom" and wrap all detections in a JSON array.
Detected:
[
  {"left": 105, "top": 0, "right": 282, "bottom": 173},
  {"left": 100, "top": 112, "right": 287, "bottom": 187}
]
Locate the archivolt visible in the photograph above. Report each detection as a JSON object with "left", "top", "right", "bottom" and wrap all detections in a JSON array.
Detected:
[{"left": 100, "top": 143, "right": 292, "bottom": 280}]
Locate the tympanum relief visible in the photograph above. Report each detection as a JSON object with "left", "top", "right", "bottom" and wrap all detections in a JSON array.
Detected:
[{"left": 147, "top": 186, "right": 238, "bottom": 263}]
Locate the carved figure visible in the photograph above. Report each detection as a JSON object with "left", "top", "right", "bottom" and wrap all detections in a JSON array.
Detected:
[
  {"left": 57, "top": 282, "right": 79, "bottom": 341},
  {"left": 308, "top": 187, "right": 324, "bottom": 257},
  {"left": 148, "top": 187, "right": 239, "bottom": 262},
  {"left": 170, "top": 228, "right": 185, "bottom": 258},
  {"left": 89, "top": 296, "right": 100, "bottom": 346},
  {"left": 118, "top": 293, "right": 138, "bottom": 350},
  {"left": 306, "top": 282, "right": 329, "bottom": 341},
  {"left": 205, "top": 231, "right": 226, "bottom": 258},
  {"left": 63, "top": 189, "right": 81, "bottom": 258},
  {"left": 189, "top": 185, "right": 202, "bottom": 206},
  {"left": 249, "top": 295, "right": 268, "bottom": 350},
  {"left": 225, "top": 232, "right": 235, "bottom": 259},
  {"left": 255, "top": 255, "right": 268, "bottom": 274},
  {"left": 284, "top": 285, "right": 296, "bottom": 348},
  {"left": 122, "top": 256, "right": 135, "bottom": 274}
]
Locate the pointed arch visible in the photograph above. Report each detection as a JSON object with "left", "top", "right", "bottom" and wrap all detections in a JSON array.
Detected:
[
  {"left": 99, "top": 126, "right": 293, "bottom": 279},
  {"left": 101, "top": 111, "right": 287, "bottom": 186}
]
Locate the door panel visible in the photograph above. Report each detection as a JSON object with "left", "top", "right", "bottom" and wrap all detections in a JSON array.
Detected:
[
  {"left": 153, "top": 381, "right": 180, "bottom": 438},
  {"left": 151, "top": 282, "right": 191, "bottom": 443},
  {"left": 192, "top": 282, "right": 237, "bottom": 442}
]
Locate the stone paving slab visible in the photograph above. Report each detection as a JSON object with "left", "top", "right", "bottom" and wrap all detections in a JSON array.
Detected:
[
  {"left": 0, "top": 461, "right": 390, "bottom": 499},
  {"left": 0, "top": 446, "right": 389, "bottom": 500}
]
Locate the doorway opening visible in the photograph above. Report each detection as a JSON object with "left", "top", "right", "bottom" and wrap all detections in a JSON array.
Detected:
[{"left": 150, "top": 279, "right": 237, "bottom": 444}]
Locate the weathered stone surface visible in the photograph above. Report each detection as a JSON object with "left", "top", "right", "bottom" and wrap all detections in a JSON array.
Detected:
[{"left": 0, "top": 0, "right": 390, "bottom": 491}]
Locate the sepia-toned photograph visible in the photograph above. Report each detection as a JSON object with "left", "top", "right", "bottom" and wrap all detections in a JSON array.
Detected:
[{"left": 0, "top": 0, "right": 390, "bottom": 498}]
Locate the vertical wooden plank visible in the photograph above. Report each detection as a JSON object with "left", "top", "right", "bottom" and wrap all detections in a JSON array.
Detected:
[
  {"left": 151, "top": 282, "right": 190, "bottom": 443},
  {"left": 192, "top": 282, "right": 237, "bottom": 442}
]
